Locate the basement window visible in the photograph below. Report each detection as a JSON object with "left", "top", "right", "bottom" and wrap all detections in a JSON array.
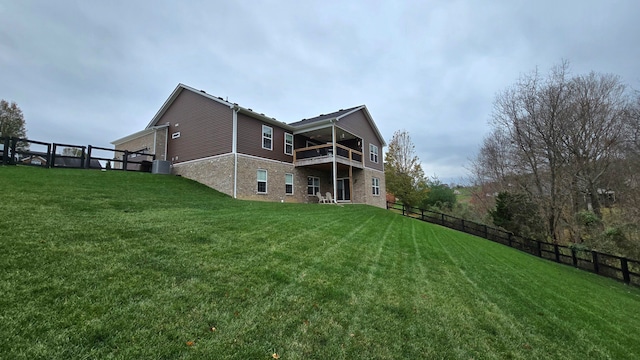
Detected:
[
  {"left": 285, "top": 173, "right": 294, "bottom": 195},
  {"left": 307, "top": 176, "right": 320, "bottom": 196},
  {"left": 257, "top": 169, "right": 268, "bottom": 194}
]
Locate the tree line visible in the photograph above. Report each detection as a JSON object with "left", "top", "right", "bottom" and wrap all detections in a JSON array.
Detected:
[{"left": 471, "top": 61, "right": 640, "bottom": 258}]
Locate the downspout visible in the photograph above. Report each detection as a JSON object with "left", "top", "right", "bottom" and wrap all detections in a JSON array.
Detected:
[
  {"left": 152, "top": 128, "right": 157, "bottom": 156},
  {"left": 164, "top": 127, "right": 168, "bottom": 161},
  {"left": 232, "top": 106, "right": 238, "bottom": 199},
  {"left": 332, "top": 122, "right": 337, "bottom": 203}
]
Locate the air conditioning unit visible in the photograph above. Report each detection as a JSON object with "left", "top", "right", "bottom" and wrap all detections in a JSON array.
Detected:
[{"left": 151, "top": 160, "right": 171, "bottom": 174}]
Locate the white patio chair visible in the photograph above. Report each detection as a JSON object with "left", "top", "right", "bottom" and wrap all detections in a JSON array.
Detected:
[
  {"left": 325, "top": 192, "right": 334, "bottom": 204},
  {"left": 316, "top": 192, "right": 327, "bottom": 203}
]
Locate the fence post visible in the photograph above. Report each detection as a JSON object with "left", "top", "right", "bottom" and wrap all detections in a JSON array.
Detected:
[
  {"left": 10, "top": 137, "right": 17, "bottom": 164},
  {"left": 592, "top": 251, "right": 600, "bottom": 274},
  {"left": 80, "top": 146, "right": 86, "bottom": 169},
  {"left": 484, "top": 225, "right": 488, "bottom": 239},
  {"left": 421, "top": 209, "right": 424, "bottom": 221},
  {"left": 51, "top": 143, "right": 57, "bottom": 167},
  {"left": 507, "top": 233, "right": 512, "bottom": 247},
  {"left": 85, "top": 145, "right": 92, "bottom": 169},
  {"left": 45, "top": 143, "right": 52, "bottom": 168},
  {"left": 554, "top": 244, "right": 560, "bottom": 262},
  {"left": 536, "top": 241, "right": 542, "bottom": 257},
  {"left": 461, "top": 219, "right": 465, "bottom": 232},
  {"left": 571, "top": 248, "right": 578, "bottom": 267},
  {"left": 2, "top": 137, "right": 9, "bottom": 164},
  {"left": 441, "top": 213, "right": 445, "bottom": 225},
  {"left": 123, "top": 150, "right": 128, "bottom": 171},
  {"left": 402, "top": 204, "right": 405, "bottom": 216},
  {"left": 621, "top": 258, "right": 630, "bottom": 284}
]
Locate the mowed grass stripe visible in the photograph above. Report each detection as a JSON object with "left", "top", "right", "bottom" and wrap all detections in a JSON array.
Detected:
[
  {"left": 429, "top": 224, "right": 640, "bottom": 358},
  {"left": 2, "top": 166, "right": 640, "bottom": 359}
]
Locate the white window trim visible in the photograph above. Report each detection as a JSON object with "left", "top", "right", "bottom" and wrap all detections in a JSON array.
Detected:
[
  {"left": 172, "top": 131, "right": 181, "bottom": 139},
  {"left": 257, "top": 169, "right": 268, "bottom": 194},
  {"left": 284, "top": 133, "right": 293, "bottom": 155},
  {"left": 285, "top": 173, "right": 294, "bottom": 195},
  {"left": 369, "top": 143, "right": 379, "bottom": 163},
  {"left": 307, "top": 176, "right": 320, "bottom": 195},
  {"left": 372, "top": 177, "right": 380, "bottom": 196},
  {"left": 262, "top": 125, "right": 273, "bottom": 150}
]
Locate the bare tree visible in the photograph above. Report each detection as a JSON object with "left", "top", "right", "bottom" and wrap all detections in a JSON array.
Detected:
[
  {"left": 472, "top": 62, "right": 633, "bottom": 244},
  {"left": 483, "top": 62, "right": 573, "bottom": 240}
]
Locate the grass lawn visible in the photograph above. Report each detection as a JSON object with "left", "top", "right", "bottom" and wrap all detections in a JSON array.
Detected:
[{"left": 1, "top": 166, "right": 640, "bottom": 359}]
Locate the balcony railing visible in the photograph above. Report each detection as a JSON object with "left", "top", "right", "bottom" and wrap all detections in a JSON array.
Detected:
[{"left": 293, "top": 143, "right": 363, "bottom": 166}]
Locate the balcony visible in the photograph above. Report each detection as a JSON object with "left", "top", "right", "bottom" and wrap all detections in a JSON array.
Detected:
[{"left": 294, "top": 143, "right": 364, "bottom": 168}]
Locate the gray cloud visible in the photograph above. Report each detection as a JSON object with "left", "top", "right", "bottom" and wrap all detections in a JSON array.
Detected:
[{"left": 1, "top": 0, "right": 639, "bottom": 182}]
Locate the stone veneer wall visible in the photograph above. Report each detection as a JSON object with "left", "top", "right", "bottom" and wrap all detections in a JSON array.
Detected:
[
  {"left": 114, "top": 133, "right": 155, "bottom": 169},
  {"left": 171, "top": 154, "right": 235, "bottom": 197},
  {"left": 154, "top": 129, "right": 168, "bottom": 161},
  {"left": 113, "top": 128, "right": 168, "bottom": 169},
  {"left": 235, "top": 155, "right": 300, "bottom": 202},
  {"left": 169, "top": 153, "right": 387, "bottom": 208},
  {"left": 363, "top": 168, "right": 387, "bottom": 208}
]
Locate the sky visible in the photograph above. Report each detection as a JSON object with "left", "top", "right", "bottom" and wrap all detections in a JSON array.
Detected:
[{"left": 1, "top": 0, "right": 639, "bottom": 184}]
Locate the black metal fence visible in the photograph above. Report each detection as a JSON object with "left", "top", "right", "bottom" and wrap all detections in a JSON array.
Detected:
[
  {"left": 1, "top": 136, "right": 155, "bottom": 171},
  {"left": 387, "top": 201, "right": 640, "bottom": 286}
]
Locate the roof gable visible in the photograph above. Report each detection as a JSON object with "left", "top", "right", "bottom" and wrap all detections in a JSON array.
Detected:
[{"left": 136, "top": 83, "right": 385, "bottom": 146}]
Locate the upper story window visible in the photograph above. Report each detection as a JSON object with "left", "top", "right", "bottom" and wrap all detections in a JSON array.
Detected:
[
  {"left": 284, "top": 133, "right": 293, "bottom": 155},
  {"left": 262, "top": 125, "right": 273, "bottom": 150},
  {"left": 369, "top": 144, "right": 379, "bottom": 163}
]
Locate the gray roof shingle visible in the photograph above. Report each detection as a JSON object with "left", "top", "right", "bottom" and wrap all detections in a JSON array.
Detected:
[{"left": 288, "top": 105, "right": 362, "bottom": 127}]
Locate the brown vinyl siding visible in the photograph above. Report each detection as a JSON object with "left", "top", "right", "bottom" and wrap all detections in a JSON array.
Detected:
[
  {"left": 155, "top": 90, "right": 233, "bottom": 163},
  {"left": 337, "top": 110, "right": 384, "bottom": 171},
  {"left": 237, "top": 113, "right": 293, "bottom": 163}
]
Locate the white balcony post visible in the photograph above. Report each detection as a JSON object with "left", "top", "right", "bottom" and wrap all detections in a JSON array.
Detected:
[{"left": 332, "top": 123, "right": 337, "bottom": 203}]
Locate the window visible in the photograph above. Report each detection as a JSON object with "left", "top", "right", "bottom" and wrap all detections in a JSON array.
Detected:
[
  {"left": 372, "top": 177, "right": 380, "bottom": 196},
  {"left": 172, "top": 131, "right": 181, "bottom": 139},
  {"left": 284, "top": 133, "right": 293, "bottom": 155},
  {"left": 369, "top": 144, "right": 378, "bottom": 163},
  {"left": 285, "top": 173, "right": 294, "bottom": 195},
  {"left": 257, "top": 169, "right": 267, "bottom": 193},
  {"left": 307, "top": 176, "right": 320, "bottom": 195},
  {"left": 262, "top": 125, "right": 273, "bottom": 150}
]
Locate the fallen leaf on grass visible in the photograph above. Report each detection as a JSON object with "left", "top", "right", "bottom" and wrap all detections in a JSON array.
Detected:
[
  {"left": 272, "top": 353, "right": 280, "bottom": 359},
  {"left": 186, "top": 341, "right": 195, "bottom": 346},
  {"left": 210, "top": 327, "right": 216, "bottom": 332}
]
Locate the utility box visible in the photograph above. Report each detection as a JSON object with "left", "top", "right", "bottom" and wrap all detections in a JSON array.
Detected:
[{"left": 151, "top": 160, "right": 171, "bottom": 174}]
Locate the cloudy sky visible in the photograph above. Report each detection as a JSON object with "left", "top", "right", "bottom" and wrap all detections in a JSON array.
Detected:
[{"left": 2, "top": 0, "right": 639, "bottom": 183}]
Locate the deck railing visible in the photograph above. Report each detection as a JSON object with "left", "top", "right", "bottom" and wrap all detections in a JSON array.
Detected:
[{"left": 293, "top": 143, "right": 363, "bottom": 164}]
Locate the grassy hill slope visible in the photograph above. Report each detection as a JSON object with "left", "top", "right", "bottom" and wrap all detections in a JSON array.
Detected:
[{"left": 1, "top": 166, "right": 639, "bottom": 359}]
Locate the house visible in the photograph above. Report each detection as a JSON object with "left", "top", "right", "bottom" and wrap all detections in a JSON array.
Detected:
[{"left": 111, "top": 84, "right": 387, "bottom": 207}]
